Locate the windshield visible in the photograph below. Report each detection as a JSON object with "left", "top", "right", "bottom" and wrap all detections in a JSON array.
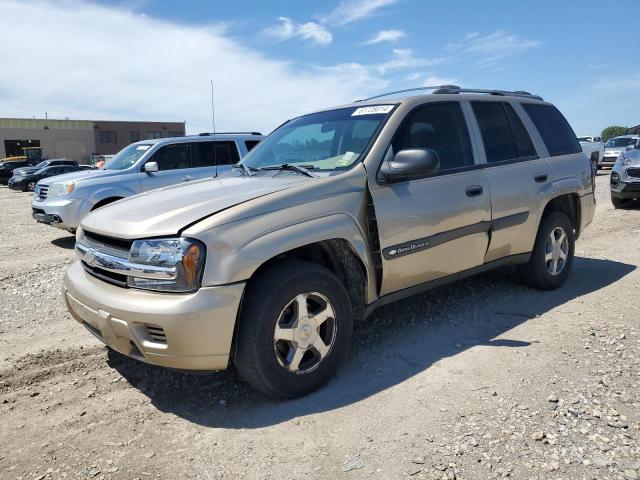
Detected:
[
  {"left": 31, "top": 161, "right": 48, "bottom": 169},
  {"left": 105, "top": 143, "right": 153, "bottom": 170},
  {"left": 240, "top": 105, "right": 394, "bottom": 171},
  {"left": 606, "top": 137, "right": 636, "bottom": 148}
]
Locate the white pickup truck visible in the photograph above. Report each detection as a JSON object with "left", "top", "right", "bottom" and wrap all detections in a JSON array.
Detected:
[{"left": 577, "top": 136, "right": 604, "bottom": 170}]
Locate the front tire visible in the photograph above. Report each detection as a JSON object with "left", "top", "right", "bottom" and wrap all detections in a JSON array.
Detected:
[
  {"left": 234, "top": 260, "right": 353, "bottom": 398},
  {"left": 519, "top": 211, "right": 575, "bottom": 290},
  {"left": 25, "top": 181, "right": 36, "bottom": 192}
]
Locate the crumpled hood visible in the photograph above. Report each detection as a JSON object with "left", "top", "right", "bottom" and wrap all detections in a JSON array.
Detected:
[{"left": 81, "top": 175, "right": 308, "bottom": 239}]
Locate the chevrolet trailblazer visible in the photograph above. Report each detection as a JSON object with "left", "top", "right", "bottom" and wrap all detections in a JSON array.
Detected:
[{"left": 63, "top": 86, "right": 595, "bottom": 398}]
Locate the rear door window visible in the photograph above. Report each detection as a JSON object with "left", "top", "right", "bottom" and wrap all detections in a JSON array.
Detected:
[
  {"left": 522, "top": 104, "right": 581, "bottom": 157},
  {"left": 150, "top": 144, "right": 191, "bottom": 171},
  {"left": 472, "top": 102, "right": 537, "bottom": 163},
  {"left": 192, "top": 141, "right": 240, "bottom": 167}
]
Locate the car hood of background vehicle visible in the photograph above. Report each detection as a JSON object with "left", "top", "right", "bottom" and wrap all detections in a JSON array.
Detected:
[
  {"left": 81, "top": 175, "right": 308, "bottom": 239},
  {"left": 622, "top": 149, "right": 640, "bottom": 165},
  {"left": 14, "top": 166, "right": 40, "bottom": 175},
  {"left": 39, "top": 168, "right": 113, "bottom": 184}
]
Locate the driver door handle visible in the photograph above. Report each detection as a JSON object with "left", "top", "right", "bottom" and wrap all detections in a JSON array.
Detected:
[
  {"left": 534, "top": 173, "right": 548, "bottom": 183},
  {"left": 182, "top": 175, "right": 194, "bottom": 182},
  {"left": 465, "top": 185, "right": 484, "bottom": 197}
]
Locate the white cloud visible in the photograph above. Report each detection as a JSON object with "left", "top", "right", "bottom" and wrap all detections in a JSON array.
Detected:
[
  {"left": 593, "top": 73, "right": 640, "bottom": 91},
  {"left": 376, "top": 49, "right": 445, "bottom": 74},
  {"left": 423, "top": 75, "right": 459, "bottom": 87},
  {"left": 0, "top": 1, "right": 388, "bottom": 134},
  {"left": 447, "top": 30, "right": 540, "bottom": 67},
  {"left": 325, "top": 0, "right": 398, "bottom": 26},
  {"left": 263, "top": 16, "right": 333, "bottom": 46},
  {"left": 363, "top": 29, "right": 405, "bottom": 45}
]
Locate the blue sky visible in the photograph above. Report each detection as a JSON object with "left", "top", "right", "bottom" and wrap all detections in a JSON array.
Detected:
[{"left": 2, "top": 0, "right": 639, "bottom": 135}]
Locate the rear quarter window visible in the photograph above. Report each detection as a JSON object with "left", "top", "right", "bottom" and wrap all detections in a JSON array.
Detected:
[
  {"left": 522, "top": 104, "right": 581, "bottom": 157},
  {"left": 245, "top": 140, "right": 261, "bottom": 152}
]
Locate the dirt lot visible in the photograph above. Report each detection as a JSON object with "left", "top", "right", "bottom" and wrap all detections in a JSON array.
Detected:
[{"left": 1, "top": 173, "right": 639, "bottom": 480}]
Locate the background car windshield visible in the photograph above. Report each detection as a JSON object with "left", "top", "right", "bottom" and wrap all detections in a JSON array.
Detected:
[
  {"left": 577, "top": 137, "right": 590, "bottom": 142},
  {"left": 105, "top": 144, "right": 153, "bottom": 170},
  {"left": 606, "top": 138, "right": 635, "bottom": 148},
  {"left": 241, "top": 106, "right": 392, "bottom": 171}
]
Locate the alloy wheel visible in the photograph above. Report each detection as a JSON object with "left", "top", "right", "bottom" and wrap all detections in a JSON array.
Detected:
[
  {"left": 273, "top": 291, "right": 337, "bottom": 374},
  {"left": 545, "top": 226, "right": 569, "bottom": 276}
]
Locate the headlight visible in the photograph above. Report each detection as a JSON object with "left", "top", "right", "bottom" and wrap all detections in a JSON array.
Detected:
[
  {"left": 619, "top": 157, "right": 632, "bottom": 166},
  {"left": 47, "top": 181, "right": 75, "bottom": 197},
  {"left": 127, "top": 237, "right": 205, "bottom": 292}
]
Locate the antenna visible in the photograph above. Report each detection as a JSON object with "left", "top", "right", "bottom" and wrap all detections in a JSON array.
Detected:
[{"left": 211, "top": 80, "right": 217, "bottom": 167}]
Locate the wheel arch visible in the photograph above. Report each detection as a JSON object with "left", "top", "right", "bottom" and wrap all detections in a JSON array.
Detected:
[
  {"left": 540, "top": 192, "right": 581, "bottom": 239},
  {"left": 91, "top": 196, "right": 125, "bottom": 211},
  {"left": 209, "top": 213, "right": 378, "bottom": 321},
  {"left": 250, "top": 238, "right": 369, "bottom": 322}
]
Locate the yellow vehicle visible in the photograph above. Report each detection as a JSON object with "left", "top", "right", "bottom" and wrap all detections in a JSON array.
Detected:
[{"left": 0, "top": 146, "right": 43, "bottom": 163}]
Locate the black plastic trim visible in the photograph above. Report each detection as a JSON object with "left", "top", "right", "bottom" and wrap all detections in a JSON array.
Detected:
[
  {"left": 492, "top": 211, "right": 529, "bottom": 231},
  {"left": 382, "top": 221, "right": 491, "bottom": 260},
  {"left": 381, "top": 211, "right": 529, "bottom": 260}
]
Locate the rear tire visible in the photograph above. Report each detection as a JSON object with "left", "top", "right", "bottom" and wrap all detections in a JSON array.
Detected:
[
  {"left": 518, "top": 211, "right": 575, "bottom": 290},
  {"left": 234, "top": 260, "right": 353, "bottom": 398}
]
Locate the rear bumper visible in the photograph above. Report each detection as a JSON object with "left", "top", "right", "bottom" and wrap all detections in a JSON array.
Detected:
[
  {"left": 600, "top": 156, "right": 618, "bottom": 166},
  {"left": 63, "top": 260, "right": 245, "bottom": 370}
]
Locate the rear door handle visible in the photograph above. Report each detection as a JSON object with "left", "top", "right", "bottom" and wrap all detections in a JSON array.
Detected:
[
  {"left": 182, "top": 176, "right": 194, "bottom": 182},
  {"left": 465, "top": 185, "right": 484, "bottom": 197},
  {"left": 534, "top": 173, "right": 548, "bottom": 183}
]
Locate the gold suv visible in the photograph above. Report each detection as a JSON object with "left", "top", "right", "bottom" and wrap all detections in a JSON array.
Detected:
[{"left": 64, "top": 86, "right": 595, "bottom": 398}]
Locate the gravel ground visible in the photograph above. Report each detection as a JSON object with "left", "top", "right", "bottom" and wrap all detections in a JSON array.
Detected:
[{"left": 1, "top": 173, "right": 639, "bottom": 480}]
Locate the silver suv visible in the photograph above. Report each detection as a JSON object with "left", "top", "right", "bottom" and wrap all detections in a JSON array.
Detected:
[
  {"left": 32, "top": 133, "right": 263, "bottom": 232},
  {"left": 610, "top": 143, "right": 640, "bottom": 208},
  {"left": 602, "top": 135, "right": 640, "bottom": 168},
  {"left": 63, "top": 87, "right": 595, "bottom": 398}
]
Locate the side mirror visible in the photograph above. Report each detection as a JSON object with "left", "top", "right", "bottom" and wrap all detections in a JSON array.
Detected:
[
  {"left": 144, "top": 162, "right": 158, "bottom": 173},
  {"left": 379, "top": 148, "right": 440, "bottom": 183}
]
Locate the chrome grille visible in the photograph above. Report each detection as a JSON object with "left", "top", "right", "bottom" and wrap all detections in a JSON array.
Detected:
[
  {"left": 627, "top": 167, "right": 640, "bottom": 179},
  {"left": 75, "top": 234, "right": 176, "bottom": 289},
  {"left": 36, "top": 184, "right": 49, "bottom": 199}
]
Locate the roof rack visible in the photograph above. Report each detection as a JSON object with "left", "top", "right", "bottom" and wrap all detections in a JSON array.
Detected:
[
  {"left": 197, "top": 131, "right": 262, "bottom": 136},
  {"left": 356, "top": 85, "right": 543, "bottom": 102}
]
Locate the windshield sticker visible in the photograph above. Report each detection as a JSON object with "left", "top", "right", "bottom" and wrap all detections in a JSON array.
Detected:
[
  {"left": 136, "top": 145, "right": 151, "bottom": 151},
  {"left": 336, "top": 152, "right": 358, "bottom": 166},
  {"left": 351, "top": 105, "right": 394, "bottom": 116}
]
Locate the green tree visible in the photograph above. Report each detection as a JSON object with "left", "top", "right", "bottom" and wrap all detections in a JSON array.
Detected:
[{"left": 601, "top": 126, "right": 628, "bottom": 142}]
